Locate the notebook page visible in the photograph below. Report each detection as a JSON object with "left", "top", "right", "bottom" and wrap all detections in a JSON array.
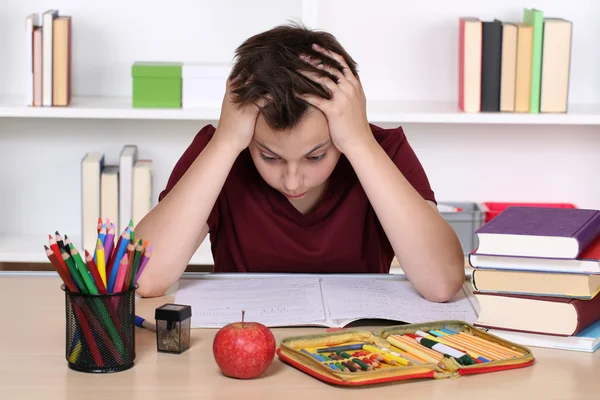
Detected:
[
  {"left": 174, "top": 277, "right": 327, "bottom": 328},
  {"left": 321, "top": 277, "right": 478, "bottom": 325}
]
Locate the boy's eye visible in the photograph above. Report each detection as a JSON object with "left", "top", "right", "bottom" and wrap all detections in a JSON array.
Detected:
[
  {"left": 307, "top": 154, "right": 325, "bottom": 162},
  {"left": 260, "top": 153, "right": 278, "bottom": 162}
]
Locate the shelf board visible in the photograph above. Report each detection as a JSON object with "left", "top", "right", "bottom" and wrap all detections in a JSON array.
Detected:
[
  {"left": 0, "top": 233, "right": 472, "bottom": 276},
  {"left": 0, "top": 233, "right": 214, "bottom": 265},
  {"left": 2, "top": 96, "right": 600, "bottom": 124}
]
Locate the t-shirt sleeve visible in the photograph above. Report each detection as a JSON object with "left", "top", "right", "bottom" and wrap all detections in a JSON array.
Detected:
[
  {"left": 374, "top": 125, "right": 437, "bottom": 204},
  {"left": 158, "top": 124, "right": 220, "bottom": 231}
]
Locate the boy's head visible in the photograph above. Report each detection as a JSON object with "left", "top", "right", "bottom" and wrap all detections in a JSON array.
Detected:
[
  {"left": 230, "top": 23, "right": 359, "bottom": 207},
  {"left": 229, "top": 22, "right": 359, "bottom": 131}
]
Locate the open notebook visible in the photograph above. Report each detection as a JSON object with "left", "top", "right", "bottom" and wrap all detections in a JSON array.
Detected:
[{"left": 173, "top": 275, "right": 479, "bottom": 328}]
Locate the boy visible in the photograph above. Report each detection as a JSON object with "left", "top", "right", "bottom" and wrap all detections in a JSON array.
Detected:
[{"left": 135, "top": 23, "right": 465, "bottom": 302}]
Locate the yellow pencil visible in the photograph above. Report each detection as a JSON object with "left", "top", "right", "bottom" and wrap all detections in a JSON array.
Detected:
[{"left": 96, "top": 239, "right": 106, "bottom": 287}]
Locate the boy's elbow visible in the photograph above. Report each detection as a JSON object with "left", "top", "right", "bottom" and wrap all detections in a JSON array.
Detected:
[
  {"left": 136, "top": 280, "right": 167, "bottom": 298},
  {"left": 423, "top": 264, "right": 465, "bottom": 303}
]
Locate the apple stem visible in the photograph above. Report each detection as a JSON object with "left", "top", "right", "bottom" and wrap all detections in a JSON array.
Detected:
[{"left": 242, "top": 310, "right": 245, "bottom": 328}]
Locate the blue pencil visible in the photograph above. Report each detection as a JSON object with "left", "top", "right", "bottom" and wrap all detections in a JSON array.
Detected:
[{"left": 107, "top": 228, "right": 130, "bottom": 292}]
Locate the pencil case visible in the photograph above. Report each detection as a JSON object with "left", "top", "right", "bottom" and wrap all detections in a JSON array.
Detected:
[{"left": 276, "top": 320, "right": 535, "bottom": 386}]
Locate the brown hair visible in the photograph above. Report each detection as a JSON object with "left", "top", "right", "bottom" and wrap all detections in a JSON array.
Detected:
[{"left": 229, "top": 22, "right": 359, "bottom": 131}]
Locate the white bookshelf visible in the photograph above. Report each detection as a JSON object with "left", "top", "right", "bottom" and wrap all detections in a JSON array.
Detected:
[
  {"left": 2, "top": 0, "right": 600, "bottom": 269},
  {"left": 2, "top": 96, "right": 600, "bottom": 125},
  {"left": 0, "top": 233, "right": 215, "bottom": 265}
]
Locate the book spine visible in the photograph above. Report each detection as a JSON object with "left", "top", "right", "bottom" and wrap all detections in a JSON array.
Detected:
[
  {"left": 481, "top": 21, "right": 503, "bottom": 112},
  {"left": 523, "top": 8, "right": 544, "bottom": 113},
  {"left": 574, "top": 212, "right": 600, "bottom": 257}
]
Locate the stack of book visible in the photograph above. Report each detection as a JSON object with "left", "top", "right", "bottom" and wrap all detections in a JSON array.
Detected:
[
  {"left": 468, "top": 206, "right": 600, "bottom": 352},
  {"left": 25, "top": 9, "right": 72, "bottom": 107},
  {"left": 459, "top": 8, "right": 572, "bottom": 113},
  {"left": 81, "top": 145, "right": 154, "bottom": 252}
]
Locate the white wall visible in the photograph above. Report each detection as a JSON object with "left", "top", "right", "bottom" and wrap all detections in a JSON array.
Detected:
[{"left": 1, "top": 0, "right": 599, "bottom": 239}]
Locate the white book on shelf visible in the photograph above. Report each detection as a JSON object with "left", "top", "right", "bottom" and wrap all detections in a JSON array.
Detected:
[
  {"left": 132, "top": 160, "right": 153, "bottom": 227},
  {"left": 42, "top": 9, "right": 58, "bottom": 106},
  {"left": 100, "top": 166, "right": 119, "bottom": 232},
  {"left": 25, "top": 14, "right": 39, "bottom": 106},
  {"left": 81, "top": 152, "right": 104, "bottom": 252},
  {"left": 119, "top": 145, "right": 138, "bottom": 233}
]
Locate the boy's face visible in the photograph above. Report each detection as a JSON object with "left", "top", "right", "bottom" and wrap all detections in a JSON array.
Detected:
[{"left": 249, "top": 108, "right": 341, "bottom": 206}]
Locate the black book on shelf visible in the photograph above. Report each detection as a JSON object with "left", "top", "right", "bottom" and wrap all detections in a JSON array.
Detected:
[{"left": 481, "top": 20, "right": 503, "bottom": 112}]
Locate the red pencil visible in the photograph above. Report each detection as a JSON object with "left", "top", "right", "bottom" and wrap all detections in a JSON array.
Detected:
[
  {"left": 48, "top": 234, "right": 67, "bottom": 271},
  {"left": 84, "top": 250, "right": 107, "bottom": 294},
  {"left": 45, "top": 245, "right": 78, "bottom": 292}
]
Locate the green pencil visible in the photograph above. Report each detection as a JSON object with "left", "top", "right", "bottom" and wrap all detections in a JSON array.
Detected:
[
  {"left": 62, "top": 250, "right": 88, "bottom": 294},
  {"left": 129, "top": 240, "right": 143, "bottom": 290},
  {"left": 69, "top": 244, "right": 98, "bottom": 295}
]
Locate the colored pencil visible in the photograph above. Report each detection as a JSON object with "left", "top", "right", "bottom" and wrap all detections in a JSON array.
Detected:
[
  {"left": 113, "top": 254, "right": 129, "bottom": 294},
  {"left": 107, "top": 228, "right": 130, "bottom": 293},
  {"left": 45, "top": 245, "right": 78, "bottom": 292},
  {"left": 104, "top": 224, "right": 115, "bottom": 267},
  {"left": 95, "top": 239, "right": 107, "bottom": 288},
  {"left": 134, "top": 245, "right": 152, "bottom": 285},
  {"left": 129, "top": 240, "right": 143, "bottom": 290},
  {"left": 85, "top": 250, "right": 107, "bottom": 294},
  {"left": 69, "top": 244, "right": 97, "bottom": 295},
  {"left": 62, "top": 251, "right": 86, "bottom": 294}
]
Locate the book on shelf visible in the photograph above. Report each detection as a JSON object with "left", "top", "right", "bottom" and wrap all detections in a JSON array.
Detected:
[
  {"left": 458, "top": 8, "right": 572, "bottom": 114},
  {"left": 468, "top": 205, "right": 600, "bottom": 351},
  {"left": 119, "top": 145, "right": 138, "bottom": 234},
  {"left": 26, "top": 9, "right": 72, "bottom": 107},
  {"left": 81, "top": 145, "right": 153, "bottom": 253}
]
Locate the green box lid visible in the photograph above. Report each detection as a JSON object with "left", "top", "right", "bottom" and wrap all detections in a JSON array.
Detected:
[{"left": 132, "top": 62, "right": 183, "bottom": 78}]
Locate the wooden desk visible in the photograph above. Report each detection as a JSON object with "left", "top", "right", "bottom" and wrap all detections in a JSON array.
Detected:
[{"left": 1, "top": 273, "right": 599, "bottom": 399}]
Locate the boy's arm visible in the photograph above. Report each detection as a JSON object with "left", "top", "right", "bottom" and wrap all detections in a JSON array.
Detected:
[
  {"left": 296, "top": 45, "right": 464, "bottom": 302},
  {"left": 134, "top": 135, "right": 242, "bottom": 298},
  {"left": 135, "top": 80, "right": 264, "bottom": 297},
  {"left": 343, "top": 140, "right": 465, "bottom": 303}
]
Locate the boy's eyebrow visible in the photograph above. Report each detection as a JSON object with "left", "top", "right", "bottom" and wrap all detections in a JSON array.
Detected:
[
  {"left": 255, "top": 140, "right": 330, "bottom": 156},
  {"left": 304, "top": 140, "right": 331, "bottom": 155}
]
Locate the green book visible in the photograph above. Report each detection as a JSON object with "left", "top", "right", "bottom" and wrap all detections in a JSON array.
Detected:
[{"left": 523, "top": 8, "right": 544, "bottom": 113}]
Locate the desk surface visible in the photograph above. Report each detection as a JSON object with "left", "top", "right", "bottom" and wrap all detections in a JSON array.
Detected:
[{"left": 1, "top": 273, "right": 599, "bottom": 399}]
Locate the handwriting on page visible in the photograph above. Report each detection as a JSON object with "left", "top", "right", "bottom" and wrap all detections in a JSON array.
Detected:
[
  {"left": 321, "top": 277, "right": 478, "bottom": 324},
  {"left": 174, "top": 277, "right": 326, "bottom": 328}
]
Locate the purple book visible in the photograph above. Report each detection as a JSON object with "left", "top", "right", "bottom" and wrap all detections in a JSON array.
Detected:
[{"left": 475, "top": 207, "right": 600, "bottom": 259}]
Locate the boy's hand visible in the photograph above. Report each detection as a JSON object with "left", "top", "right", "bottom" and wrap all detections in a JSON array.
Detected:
[
  {"left": 296, "top": 44, "right": 373, "bottom": 154},
  {"left": 214, "top": 76, "right": 266, "bottom": 153}
]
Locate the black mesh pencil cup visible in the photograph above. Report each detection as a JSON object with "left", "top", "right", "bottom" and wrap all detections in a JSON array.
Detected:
[{"left": 63, "top": 285, "right": 136, "bottom": 373}]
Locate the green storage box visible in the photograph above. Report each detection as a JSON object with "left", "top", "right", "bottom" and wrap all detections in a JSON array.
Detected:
[{"left": 132, "top": 62, "right": 182, "bottom": 108}]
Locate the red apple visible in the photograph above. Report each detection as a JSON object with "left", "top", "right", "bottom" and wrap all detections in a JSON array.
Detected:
[{"left": 213, "top": 310, "right": 276, "bottom": 379}]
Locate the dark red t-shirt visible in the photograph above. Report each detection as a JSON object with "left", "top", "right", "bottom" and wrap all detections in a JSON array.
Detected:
[{"left": 159, "top": 124, "right": 436, "bottom": 274}]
